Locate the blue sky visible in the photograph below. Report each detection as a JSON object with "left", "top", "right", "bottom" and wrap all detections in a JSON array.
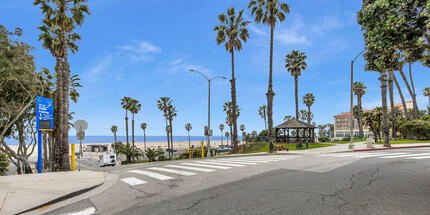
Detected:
[{"left": 2, "top": 0, "right": 429, "bottom": 136}]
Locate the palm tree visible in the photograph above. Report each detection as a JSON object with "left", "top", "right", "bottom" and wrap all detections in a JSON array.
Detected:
[
  {"left": 225, "top": 132, "right": 230, "bottom": 146},
  {"left": 129, "top": 99, "right": 141, "bottom": 162},
  {"left": 140, "top": 123, "right": 147, "bottom": 150},
  {"left": 378, "top": 72, "right": 390, "bottom": 147},
  {"left": 393, "top": 72, "right": 410, "bottom": 121},
  {"left": 111, "top": 125, "right": 118, "bottom": 143},
  {"left": 284, "top": 115, "right": 292, "bottom": 121},
  {"left": 121, "top": 97, "right": 132, "bottom": 147},
  {"left": 352, "top": 81, "right": 367, "bottom": 137},
  {"left": 249, "top": 0, "right": 290, "bottom": 153},
  {"left": 214, "top": 7, "right": 250, "bottom": 154},
  {"left": 240, "top": 124, "right": 245, "bottom": 142},
  {"left": 219, "top": 124, "right": 225, "bottom": 145},
  {"left": 302, "top": 93, "right": 315, "bottom": 124},
  {"left": 34, "top": 0, "right": 90, "bottom": 171},
  {"left": 116, "top": 142, "right": 143, "bottom": 163},
  {"left": 258, "top": 105, "right": 267, "bottom": 130},
  {"left": 223, "top": 101, "right": 240, "bottom": 149},
  {"left": 185, "top": 123, "right": 192, "bottom": 148},
  {"left": 251, "top": 131, "right": 258, "bottom": 142},
  {"left": 157, "top": 97, "right": 172, "bottom": 159},
  {"left": 398, "top": 68, "right": 419, "bottom": 119},
  {"left": 423, "top": 87, "right": 430, "bottom": 107},
  {"left": 166, "top": 103, "right": 177, "bottom": 160},
  {"left": 285, "top": 50, "right": 308, "bottom": 119},
  {"left": 388, "top": 71, "right": 396, "bottom": 139}
]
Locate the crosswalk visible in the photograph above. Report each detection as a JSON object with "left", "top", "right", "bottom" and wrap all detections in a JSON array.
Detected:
[
  {"left": 316, "top": 152, "right": 430, "bottom": 160},
  {"left": 120, "top": 155, "right": 300, "bottom": 186}
]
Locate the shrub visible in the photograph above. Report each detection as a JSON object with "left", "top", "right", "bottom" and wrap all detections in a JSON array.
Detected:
[
  {"left": 318, "top": 136, "right": 330, "bottom": 142},
  {"left": 399, "top": 120, "right": 430, "bottom": 140},
  {"left": 0, "top": 152, "right": 9, "bottom": 176},
  {"left": 145, "top": 147, "right": 159, "bottom": 162}
]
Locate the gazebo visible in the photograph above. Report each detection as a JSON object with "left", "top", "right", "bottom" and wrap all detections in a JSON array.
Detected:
[{"left": 274, "top": 118, "right": 316, "bottom": 144}]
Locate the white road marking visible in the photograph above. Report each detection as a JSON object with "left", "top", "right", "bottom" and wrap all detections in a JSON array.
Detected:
[
  {"left": 407, "top": 155, "right": 430, "bottom": 159},
  {"left": 120, "top": 177, "right": 147, "bottom": 186},
  {"left": 380, "top": 153, "right": 430, "bottom": 158},
  {"left": 147, "top": 167, "right": 196, "bottom": 176},
  {"left": 196, "top": 161, "right": 245, "bottom": 167},
  {"left": 61, "top": 207, "right": 97, "bottom": 215},
  {"left": 223, "top": 159, "right": 270, "bottom": 163},
  {"left": 330, "top": 153, "right": 379, "bottom": 157},
  {"left": 354, "top": 152, "right": 409, "bottom": 157},
  {"left": 165, "top": 165, "right": 216, "bottom": 172},
  {"left": 182, "top": 163, "right": 231, "bottom": 169},
  {"left": 128, "top": 170, "right": 174, "bottom": 180},
  {"left": 212, "top": 160, "right": 259, "bottom": 165}
]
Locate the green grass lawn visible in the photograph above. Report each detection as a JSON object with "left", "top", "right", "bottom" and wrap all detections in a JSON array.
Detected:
[
  {"left": 238, "top": 142, "right": 334, "bottom": 154},
  {"left": 375, "top": 139, "right": 430, "bottom": 144}
]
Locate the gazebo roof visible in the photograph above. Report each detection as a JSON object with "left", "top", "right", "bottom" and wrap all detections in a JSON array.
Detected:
[{"left": 274, "top": 118, "right": 316, "bottom": 129}]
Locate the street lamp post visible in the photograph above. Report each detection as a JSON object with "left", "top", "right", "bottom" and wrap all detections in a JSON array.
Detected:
[
  {"left": 349, "top": 49, "right": 365, "bottom": 149},
  {"left": 189, "top": 69, "right": 226, "bottom": 157}
]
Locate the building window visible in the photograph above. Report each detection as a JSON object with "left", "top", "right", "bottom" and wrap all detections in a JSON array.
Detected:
[{"left": 336, "top": 132, "right": 344, "bottom": 137}]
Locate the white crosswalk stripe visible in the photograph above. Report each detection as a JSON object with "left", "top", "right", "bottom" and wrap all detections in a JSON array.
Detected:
[
  {"left": 380, "top": 153, "right": 430, "bottom": 158},
  {"left": 407, "top": 155, "right": 430, "bottom": 159},
  {"left": 121, "top": 177, "right": 146, "bottom": 186},
  {"left": 196, "top": 161, "right": 245, "bottom": 167},
  {"left": 165, "top": 164, "right": 216, "bottom": 172},
  {"left": 182, "top": 163, "right": 231, "bottom": 169},
  {"left": 128, "top": 170, "right": 174, "bottom": 180},
  {"left": 211, "top": 160, "right": 259, "bottom": 165},
  {"left": 147, "top": 167, "right": 197, "bottom": 176}
]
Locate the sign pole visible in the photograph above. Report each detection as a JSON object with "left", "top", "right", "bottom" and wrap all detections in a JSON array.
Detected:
[
  {"left": 38, "top": 130, "right": 42, "bottom": 173},
  {"left": 79, "top": 139, "right": 82, "bottom": 171}
]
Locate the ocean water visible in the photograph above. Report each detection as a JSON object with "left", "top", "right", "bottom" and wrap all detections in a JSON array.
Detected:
[{"left": 5, "top": 135, "right": 242, "bottom": 145}]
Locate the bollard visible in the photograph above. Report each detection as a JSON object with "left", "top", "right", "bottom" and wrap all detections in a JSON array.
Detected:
[
  {"left": 71, "top": 144, "right": 75, "bottom": 171},
  {"left": 201, "top": 140, "right": 204, "bottom": 158}
]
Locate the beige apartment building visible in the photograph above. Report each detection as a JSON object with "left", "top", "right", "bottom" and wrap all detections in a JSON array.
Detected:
[{"left": 333, "top": 101, "right": 413, "bottom": 140}]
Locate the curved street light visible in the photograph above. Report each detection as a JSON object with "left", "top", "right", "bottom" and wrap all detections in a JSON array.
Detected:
[
  {"left": 349, "top": 49, "right": 366, "bottom": 149},
  {"left": 189, "top": 69, "right": 227, "bottom": 157}
]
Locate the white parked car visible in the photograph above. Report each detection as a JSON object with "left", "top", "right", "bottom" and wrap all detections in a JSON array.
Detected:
[{"left": 99, "top": 153, "right": 117, "bottom": 167}]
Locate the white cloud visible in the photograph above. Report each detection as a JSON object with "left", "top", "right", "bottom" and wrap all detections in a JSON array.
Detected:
[
  {"left": 329, "top": 79, "right": 348, "bottom": 85},
  {"left": 311, "top": 17, "right": 344, "bottom": 34},
  {"left": 249, "top": 18, "right": 311, "bottom": 45},
  {"left": 86, "top": 53, "right": 115, "bottom": 82},
  {"left": 116, "top": 40, "right": 161, "bottom": 54}
]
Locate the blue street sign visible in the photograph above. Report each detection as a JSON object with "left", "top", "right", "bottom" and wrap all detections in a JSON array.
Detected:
[
  {"left": 36, "top": 96, "right": 54, "bottom": 173},
  {"left": 36, "top": 96, "right": 54, "bottom": 131}
]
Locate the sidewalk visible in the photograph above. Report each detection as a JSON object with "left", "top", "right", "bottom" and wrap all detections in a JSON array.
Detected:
[{"left": 0, "top": 170, "right": 105, "bottom": 215}]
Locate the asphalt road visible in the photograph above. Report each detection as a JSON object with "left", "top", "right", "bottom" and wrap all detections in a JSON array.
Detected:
[{"left": 43, "top": 148, "right": 430, "bottom": 215}]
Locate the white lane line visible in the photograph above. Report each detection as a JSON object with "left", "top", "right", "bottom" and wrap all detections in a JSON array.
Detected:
[
  {"left": 355, "top": 153, "right": 409, "bottom": 158},
  {"left": 128, "top": 170, "right": 174, "bottom": 180},
  {"left": 120, "top": 177, "right": 146, "bottom": 186},
  {"left": 182, "top": 163, "right": 231, "bottom": 169},
  {"left": 407, "top": 155, "right": 430, "bottom": 159},
  {"left": 330, "top": 153, "right": 377, "bottom": 157},
  {"left": 147, "top": 167, "right": 197, "bottom": 176},
  {"left": 212, "top": 160, "right": 259, "bottom": 165},
  {"left": 196, "top": 161, "right": 245, "bottom": 167},
  {"left": 61, "top": 207, "right": 97, "bottom": 215},
  {"left": 166, "top": 165, "right": 216, "bottom": 172},
  {"left": 380, "top": 153, "right": 430, "bottom": 158},
  {"left": 223, "top": 159, "right": 270, "bottom": 163}
]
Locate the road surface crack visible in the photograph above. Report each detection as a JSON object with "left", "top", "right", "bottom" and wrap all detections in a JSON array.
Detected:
[{"left": 172, "top": 193, "right": 220, "bottom": 212}]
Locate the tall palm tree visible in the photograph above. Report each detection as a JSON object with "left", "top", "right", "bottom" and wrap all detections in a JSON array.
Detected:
[
  {"left": 285, "top": 50, "right": 308, "bottom": 119},
  {"left": 140, "top": 123, "right": 147, "bottom": 150},
  {"left": 166, "top": 103, "right": 177, "bottom": 160},
  {"left": 121, "top": 97, "right": 132, "bottom": 146},
  {"left": 388, "top": 71, "right": 396, "bottom": 139},
  {"left": 129, "top": 99, "right": 141, "bottom": 162},
  {"left": 240, "top": 124, "right": 245, "bottom": 140},
  {"left": 219, "top": 124, "right": 225, "bottom": 145},
  {"left": 423, "top": 87, "right": 430, "bottom": 107},
  {"left": 378, "top": 72, "right": 390, "bottom": 147},
  {"left": 214, "top": 7, "right": 250, "bottom": 154},
  {"left": 352, "top": 81, "right": 367, "bottom": 137},
  {"left": 302, "top": 93, "right": 315, "bottom": 124},
  {"left": 393, "top": 72, "right": 410, "bottom": 121},
  {"left": 249, "top": 0, "right": 290, "bottom": 153},
  {"left": 110, "top": 125, "right": 118, "bottom": 150},
  {"left": 34, "top": 0, "right": 90, "bottom": 171},
  {"left": 258, "top": 105, "right": 267, "bottom": 130},
  {"left": 225, "top": 132, "right": 230, "bottom": 146},
  {"left": 157, "top": 97, "right": 172, "bottom": 159},
  {"left": 223, "top": 101, "right": 240, "bottom": 149},
  {"left": 185, "top": 123, "right": 192, "bottom": 148}
]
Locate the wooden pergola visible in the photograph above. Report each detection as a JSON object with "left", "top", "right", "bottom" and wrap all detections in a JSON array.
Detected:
[{"left": 274, "top": 118, "right": 316, "bottom": 144}]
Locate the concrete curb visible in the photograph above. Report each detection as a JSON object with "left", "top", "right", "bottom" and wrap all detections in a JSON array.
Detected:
[{"left": 354, "top": 144, "right": 430, "bottom": 152}]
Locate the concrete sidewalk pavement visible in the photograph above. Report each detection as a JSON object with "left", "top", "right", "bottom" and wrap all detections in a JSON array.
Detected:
[{"left": 0, "top": 170, "right": 105, "bottom": 215}]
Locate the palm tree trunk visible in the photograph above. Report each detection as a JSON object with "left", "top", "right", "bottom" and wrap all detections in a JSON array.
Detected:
[
  {"left": 295, "top": 76, "right": 299, "bottom": 120},
  {"left": 230, "top": 125, "right": 233, "bottom": 147},
  {"left": 264, "top": 116, "right": 267, "bottom": 130},
  {"left": 388, "top": 71, "right": 396, "bottom": 139},
  {"left": 132, "top": 114, "right": 135, "bottom": 162},
  {"left": 399, "top": 68, "right": 419, "bottom": 119},
  {"left": 393, "top": 72, "right": 410, "bottom": 121},
  {"left": 169, "top": 119, "right": 173, "bottom": 160},
  {"left": 125, "top": 110, "right": 129, "bottom": 144},
  {"left": 114, "top": 132, "right": 117, "bottom": 143},
  {"left": 357, "top": 96, "right": 364, "bottom": 138},
  {"left": 188, "top": 131, "right": 190, "bottom": 148},
  {"left": 165, "top": 118, "right": 170, "bottom": 159},
  {"left": 144, "top": 130, "right": 146, "bottom": 150},
  {"left": 307, "top": 106, "right": 311, "bottom": 124},
  {"left": 231, "top": 50, "right": 239, "bottom": 153},
  {"left": 43, "top": 132, "right": 48, "bottom": 170},
  {"left": 379, "top": 71, "right": 390, "bottom": 147},
  {"left": 409, "top": 63, "right": 415, "bottom": 94},
  {"left": 266, "top": 24, "right": 275, "bottom": 153}
]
